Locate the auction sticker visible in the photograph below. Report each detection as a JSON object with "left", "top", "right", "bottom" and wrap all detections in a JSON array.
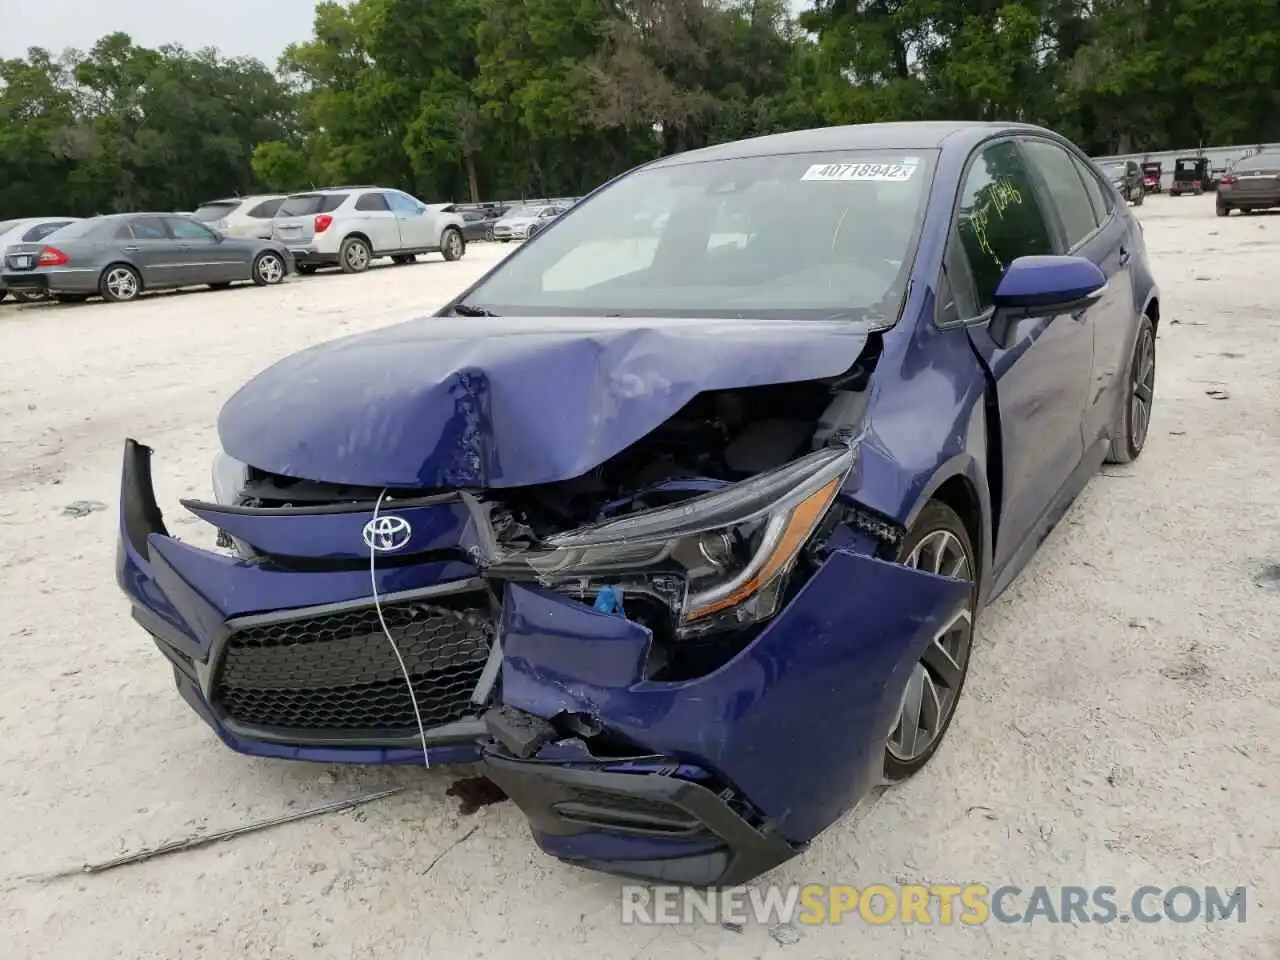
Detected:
[{"left": 801, "top": 160, "right": 917, "bottom": 182}]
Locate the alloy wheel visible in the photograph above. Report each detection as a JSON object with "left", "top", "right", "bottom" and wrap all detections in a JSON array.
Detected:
[
  {"left": 106, "top": 267, "right": 139, "bottom": 301},
  {"left": 445, "top": 230, "right": 463, "bottom": 259},
  {"left": 345, "top": 242, "right": 370, "bottom": 271},
  {"left": 257, "top": 254, "right": 284, "bottom": 284},
  {"left": 1129, "top": 324, "right": 1155, "bottom": 452},
  {"left": 887, "top": 530, "right": 974, "bottom": 763}
]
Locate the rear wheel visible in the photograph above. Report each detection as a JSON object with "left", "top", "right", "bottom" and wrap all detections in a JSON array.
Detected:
[
  {"left": 99, "top": 264, "right": 142, "bottom": 303},
  {"left": 252, "top": 251, "right": 286, "bottom": 286},
  {"left": 884, "top": 501, "right": 978, "bottom": 782},
  {"left": 339, "top": 236, "right": 371, "bottom": 274},
  {"left": 1106, "top": 313, "right": 1156, "bottom": 464},
  {"left": 1217, "top": 201, "right": 1231, "bottom": 217}
]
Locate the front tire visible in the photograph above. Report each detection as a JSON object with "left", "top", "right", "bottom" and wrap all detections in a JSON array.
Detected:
[
  {"left": 1106, "top": 313, "right": 1156, "bottom": 464},
  {"left": 441, "top": 227, "right": 465, "bottom": 261},
  {"left": 339, "top": 236, "right": 372, "bottom": 274},
  {"left": 252, "top": 251, "right": 286, "bottom": 286},
  {"left": 884, "top": 501, "right": 978, "bottom": 783},
  {"left": 99, "top": 264, "right": 142, "bottom": 302}
]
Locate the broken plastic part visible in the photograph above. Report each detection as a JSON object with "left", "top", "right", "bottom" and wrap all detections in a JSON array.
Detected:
[{"left": 593, "top": 585, "right": 626, "bottom": 616}]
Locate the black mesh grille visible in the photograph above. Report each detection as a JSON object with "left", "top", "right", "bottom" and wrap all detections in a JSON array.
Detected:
[{"left": 213, "top": 597, "right": 494, "bottom": 735}]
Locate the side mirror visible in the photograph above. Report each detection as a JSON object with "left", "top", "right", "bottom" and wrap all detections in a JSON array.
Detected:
[
  {"left": 210, "top": 230, "right": 225, "bottom": 242},
  {"left": 988, "top": 255, "right": 1107, "bottom": 348}
]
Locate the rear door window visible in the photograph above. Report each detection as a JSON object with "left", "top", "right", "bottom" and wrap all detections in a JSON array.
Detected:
[
  {"left": 355, "top": 192, "right": 390, "bottom": 211},
  {"left": 127, "top": 217, "right": 171, "bottom": 240},
  {"left": 247, "top": 198, "right": 284, "bottom": 218},
  {"left": 1019, "top": 139, "right": 1100, "bottom": 251},
  {"left": 954, "top": 140, "right": 1057, "bottom": 311}
]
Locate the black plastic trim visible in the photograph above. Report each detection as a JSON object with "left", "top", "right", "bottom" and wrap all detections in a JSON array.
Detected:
[
  {"left": 121, "top": 439, "right": 169, "bottom": 560},
  {"left": 482, "top": 749, "right": 800, "bottom": 888}
]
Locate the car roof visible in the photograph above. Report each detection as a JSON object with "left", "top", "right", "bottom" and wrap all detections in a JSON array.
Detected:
[
  {"left": 647, "top": 121, "right": 1047, "bottom": 168},
  {"left": 201, "top": 195, "right": 282, "bottom": 205}
]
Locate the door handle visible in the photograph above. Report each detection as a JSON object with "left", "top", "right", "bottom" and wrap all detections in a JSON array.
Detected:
[
  {"left": 123, "top": 245, "right": 139, "bottom": 252},
  {"left": 1118, "top": 245, "right": 1131, "bottom": 266}
]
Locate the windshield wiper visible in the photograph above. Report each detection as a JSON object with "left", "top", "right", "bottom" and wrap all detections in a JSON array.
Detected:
[{"left": 451, "top": 303, "right": 499, "bottom": 317}]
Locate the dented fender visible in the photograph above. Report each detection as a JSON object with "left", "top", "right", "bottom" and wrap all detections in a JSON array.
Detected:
[{"left": 497, "top": 548, "right": 969, "bottom": 844}]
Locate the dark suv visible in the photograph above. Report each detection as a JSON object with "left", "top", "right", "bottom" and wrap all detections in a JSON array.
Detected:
[{"left": 1099, "top": 160, "right": 1145, "bottom": 205}]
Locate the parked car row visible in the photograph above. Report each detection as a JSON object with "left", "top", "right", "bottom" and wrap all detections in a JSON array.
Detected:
[{"left": 0, "top": 184, "right": 532, "bottom": 306}]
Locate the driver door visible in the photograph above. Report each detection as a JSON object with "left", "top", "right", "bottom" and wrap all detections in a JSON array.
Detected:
[
  {"left": 950, "top": 139, "right": 1093, "bottom": 585},
  {"left": 386, "top": 191, "right": 434, "bottom": 250}
]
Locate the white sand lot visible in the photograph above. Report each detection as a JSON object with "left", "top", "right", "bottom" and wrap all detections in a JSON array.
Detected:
[{"left": 0, "top": 211, "right": 1275, "bottom": 959}]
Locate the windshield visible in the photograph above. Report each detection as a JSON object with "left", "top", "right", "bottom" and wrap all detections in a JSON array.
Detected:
[
  {"left": 462, "top": 149, "right": 936, "bottom": 321},
  {"left": 194, "top": 202, "right": 238, "bottom": 222}
]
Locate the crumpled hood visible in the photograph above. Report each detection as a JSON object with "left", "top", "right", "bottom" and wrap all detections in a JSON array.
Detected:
[{"left": 217, "top": 315, "right": 869, "bottom": 489}]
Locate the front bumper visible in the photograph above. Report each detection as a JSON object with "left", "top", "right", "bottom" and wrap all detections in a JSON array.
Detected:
[{"left": 118, "top": 439, "right": 969, "bottom": 883}]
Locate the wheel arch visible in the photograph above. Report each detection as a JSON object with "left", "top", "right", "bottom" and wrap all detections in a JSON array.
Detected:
[
  {"left": 99, "top": 260, "right": 144, "bottom": 292},
  {"left": 900, "top": 454, "right": 993, "bottom": 596}
]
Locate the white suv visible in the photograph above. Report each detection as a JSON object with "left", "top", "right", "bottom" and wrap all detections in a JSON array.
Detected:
[
  {"left": 192, "top": 195, "right": 288, "bottom": 239},
  {"left": 270, "top": 186, "right": 467, "bottom": 274}
]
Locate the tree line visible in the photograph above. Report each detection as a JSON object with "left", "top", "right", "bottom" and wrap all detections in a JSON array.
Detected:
[{"left": 2, "top": 0, "right": 1277, "bottom": 219}]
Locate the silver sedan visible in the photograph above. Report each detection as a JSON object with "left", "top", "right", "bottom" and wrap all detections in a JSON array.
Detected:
[{"left": 1, "top": 213, "right": 293, "bottom": 303}]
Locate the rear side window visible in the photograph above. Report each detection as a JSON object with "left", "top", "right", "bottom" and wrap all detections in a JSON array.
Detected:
[
  {"left": 1020, "top": 139, "right": 1100, "bottom": 250},
  {"left": 247, "top": 198, "right": 284, "bottom": 218},
  {"left": 22, "top": 221, "right": 73, "bottom": 242},
  {"left": 278, "top": 193, "right": 348, "bottom": 216},
  {"left": 955, "top": 140, "right": 1056, "bottom": 311},
  {"left": 128, "top": 217, "right": 170, "bottom": 240},
  {"left": 194, "top": 202, "right": 239, "bottom": 222},
  {"left": 355, "top": 192, "right": 390, "bottom": 211}
]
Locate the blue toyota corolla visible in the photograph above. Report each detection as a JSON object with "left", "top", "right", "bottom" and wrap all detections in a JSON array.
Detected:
[{"left": 117, "top": 121, "right": 1158, "bottom": 886}]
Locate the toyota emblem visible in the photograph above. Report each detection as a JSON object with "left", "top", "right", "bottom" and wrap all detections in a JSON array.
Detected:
[{"left": 362, "top": 515, "right": 413, "bottom": 553}]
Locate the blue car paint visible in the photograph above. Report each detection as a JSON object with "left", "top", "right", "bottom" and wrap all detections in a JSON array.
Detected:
[
  {"left": 116, "top": 121, "right": 1159, "bottom": 883},
  {"left": 499, "top": 554, "right": 968, "bottom": 844},
  {"left": 217, "top": 316, "right": 870, "bottom": 489}
]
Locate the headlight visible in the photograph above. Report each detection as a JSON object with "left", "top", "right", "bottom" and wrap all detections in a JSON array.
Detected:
[
  {"left": 491, "top": 446, "right": 854, "bottom": 637},
  {"left": 211, "top": 452, "right": 248, "bottom": 506}
]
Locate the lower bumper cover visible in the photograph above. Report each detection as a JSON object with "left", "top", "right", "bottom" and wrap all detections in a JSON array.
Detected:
[{"left": 482, "top": 748, "right": 798, "bottom": 886}]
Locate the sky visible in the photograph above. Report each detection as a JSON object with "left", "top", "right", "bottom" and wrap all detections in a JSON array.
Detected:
[{"left": 0, "top": 0, "right": 322, "bottom": 64}]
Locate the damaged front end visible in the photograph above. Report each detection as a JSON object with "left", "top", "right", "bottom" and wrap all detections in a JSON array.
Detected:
[{"left": 116, "top": 333, "right": 968, "bottom": 885}]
